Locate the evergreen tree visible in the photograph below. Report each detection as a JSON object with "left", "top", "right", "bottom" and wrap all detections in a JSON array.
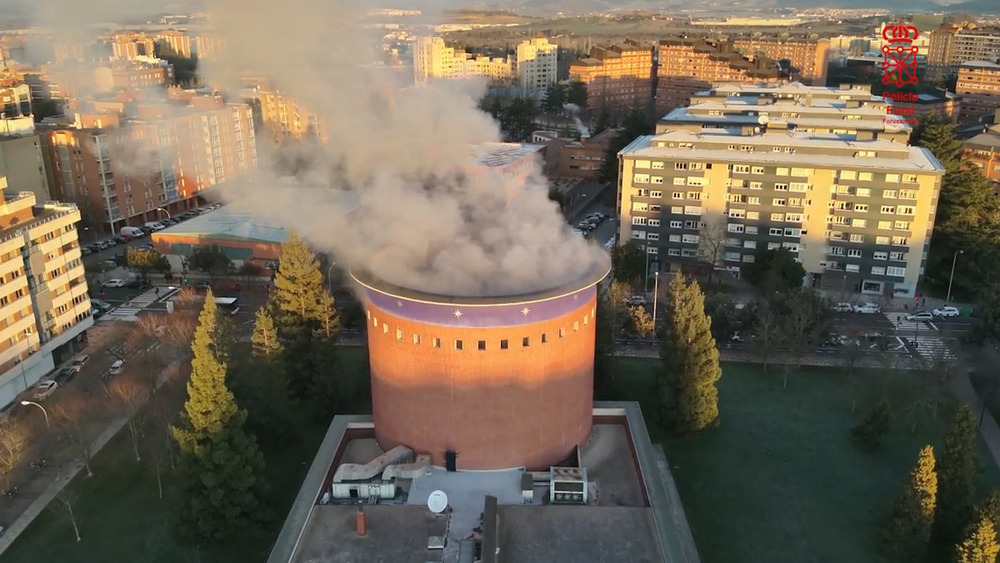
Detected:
[
  {"left": 936, "top": 405, "right": 979, "bottom": 544},
  {"left": 882, "top": 445, "right": 937, "bottom": 560},
  {"left": 170, "top": 293, "right": 267, "bottom": 540},
  {"left": 270, "top": 231, "right": 338, "bottom": 337},
  {"left": 851, "top": 396, "right": 894, "bottom": 450},
  {"left": 977, "top": 489, "right": 1000, "bottom": 536},
  {"left": 914, "top": 118, "right": 964, "bottom": 172},
  {"left": 658, "top": 271, "right": 722, "bottom": 433},
  {"left": 956, "top": 511, "right": 1000, "bottom": 563},
  {"left": 250, "top": 308, "right": 282, "bottom": 359}
]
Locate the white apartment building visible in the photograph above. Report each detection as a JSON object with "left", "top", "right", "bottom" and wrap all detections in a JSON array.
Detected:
[
  {"left": 412, "top": 36, "right": 513, "bottom": 86},
  {"left": 0, "top": 191, "right": 92, "bottom": 407},
  {"left": 618, "top": 84, "right": 945, "bottom": 298},
  {"left": 516, "top": 37, "right": 558, "bottom": 92}
]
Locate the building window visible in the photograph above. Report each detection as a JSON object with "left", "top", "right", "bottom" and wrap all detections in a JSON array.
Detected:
[
  {"left": 522, "top": 336, "right": 530, "bottom": 347},
  {"left": 541, "top": 333, "right": 548, "bottom": 343},
  {"left": 396, "top": 328, "right": 403, "bottom": 341},
  {"left": 455, "top": 340, "right": 463, "bottom": 350},
  {"left": 887, "top": 266, "right": 906, "bottom": 277},
  {"left": 372, "top": 317, "right": 378, "bottom": 328},
  {"left": 433, "top": 337, "right": 441, "bottom": 349},
  {"left": 500, "top": 339, "right": 509, "bottom": 350},
  {"left": 383, "top": 323, "right": 389, "bottom": 334},
  {"left": 478, "top": 340, "right": 486, "bottom": 351},
  {"left": 413, "top": 334, "right": 421, "bottom": 345}
]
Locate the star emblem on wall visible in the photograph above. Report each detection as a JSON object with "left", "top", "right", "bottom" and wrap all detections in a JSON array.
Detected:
[
  {"left": 521, "top": 307, "right": 531, "bottom": 316},
  {"left": 573, "top": 293, "right": 579, "bottom": 301},
  {"left": 453, "top": 309, "right": 463, "bottom": 318},
  {"left": 396, "top": 300, "right": 403, "bottom": 308}
]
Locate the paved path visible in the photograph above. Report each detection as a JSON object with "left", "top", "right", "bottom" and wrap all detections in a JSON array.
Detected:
[{"left": 0, "top": 360, "right": 182, "bottom": 555}]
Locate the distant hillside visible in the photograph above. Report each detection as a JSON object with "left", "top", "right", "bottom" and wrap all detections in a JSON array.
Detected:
[{"left": 474, "top": 0, "right": 1000, "bottom": 15}]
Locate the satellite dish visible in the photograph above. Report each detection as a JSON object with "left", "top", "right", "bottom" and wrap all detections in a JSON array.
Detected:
[
  {"left": 757, "top": 115, "right": 769, "bottom": 125},
  {"left": 427, "top": 490, "right": 448, "bottom": 514}
]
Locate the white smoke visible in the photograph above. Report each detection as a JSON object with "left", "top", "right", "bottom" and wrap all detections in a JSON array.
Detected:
[
  {"left": 197, "top": 0, "right": 607, "bottom": 297},
  {"left": 562, "top": 103, "right": 590, "bottom": 139}
]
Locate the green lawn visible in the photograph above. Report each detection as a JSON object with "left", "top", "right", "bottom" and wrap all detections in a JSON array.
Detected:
[
  {"left": 3, "top": 346, "right": 370, "bottom": 563},
  {"left": 607, "top": 358, "right": 1000, "bottom": 563}
]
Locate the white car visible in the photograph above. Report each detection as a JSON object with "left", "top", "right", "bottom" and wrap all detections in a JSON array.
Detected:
[
  {"left": 103, "top": 279, "right": 125, "bottom": 288},
  {"left": 31, "top": 380, "right": 58, "bottom": 401},
  {"left": 70, "top": 354, "right": 89, "bottom": 372},
  {"left": 853, "top": 302, "right": 880, "bottom": 314},
  {"left": 833, "top": 302, "right": 854, "bottom": 313},
  {"left": 932, "top": 306, "right": 960, "bottom": 318},
  {"left": 108, "top": 359, "right": 125, "bottom": 376},
  {"left": 906, "top": 311, "right": 934, "bottom": 322}
]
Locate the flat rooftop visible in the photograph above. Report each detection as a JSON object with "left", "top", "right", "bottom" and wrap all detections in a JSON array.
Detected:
[
  {"left": 268, "top": 404, "right": 700, "bottom": 563},
  {"left": 471, "top": 142, "right": 545, "bottom": 169},
  {"left": 697, "top": 82, "right": 876, "bottom": 98},
  {"left": 621, "top": 131, "right": 943, "bottom": 173}
]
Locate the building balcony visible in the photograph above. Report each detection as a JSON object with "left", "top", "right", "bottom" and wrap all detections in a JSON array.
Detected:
[
  {"left": 0, "top": 314, "right": 36, "bottom": 350},
  {"left": 0, "top": 257, "right": 26, "bottom": 281}
]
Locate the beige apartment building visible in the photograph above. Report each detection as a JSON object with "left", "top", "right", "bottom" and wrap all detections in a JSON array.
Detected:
[
  {"left": 40, "top": 92, "right": 256, "bottom": 232},
  {"left": 242, "top": 84, "right": 324, "bottom": 141},
  {"left": 618, "top": 84, "right": 945, "bottom": 299},
  {"left": 111, "top": 33, "right": 156, "bottom": 60},
  {"left": 0, "top": 191, "right": 91, "bottom": 407},
  {"left": 569, "top": 40, "right": 653, "bottom": 113},
  {"left": 413, "top": 36, "right": 513, "bottom": 86},
  {"left": 956, "top": 61, "right": 1000, "bottom": 125},
  {"left": 732, "top": 35, "right": 830, "bottom": 86},
  {"left": 928, "top": 24, "right": 1000, "bottom": 70}
]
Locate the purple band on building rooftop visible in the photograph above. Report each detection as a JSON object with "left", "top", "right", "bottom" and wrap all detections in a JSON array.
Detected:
[{"left": 362, "top": 285, "right": 597, "bottom": 328}]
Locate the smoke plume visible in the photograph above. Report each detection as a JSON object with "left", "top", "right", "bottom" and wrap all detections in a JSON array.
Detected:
[{"left": 200, "top": 0, "right": 607, "bottom": 297}]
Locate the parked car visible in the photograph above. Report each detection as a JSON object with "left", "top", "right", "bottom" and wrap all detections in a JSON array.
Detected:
[
  {"left": 92, "top": 299, "right": 113, "bottom": 311},
  {"left": 91, "top": 306, "right": 104, "bottom": 319},
  {"left": 103, "top": 278, "right": 126, "bottom": 288},
  {"left": 932, "top": 306, "right": 961, "bottom": 318},
  {"left": 833, "top": 302, "right": 854, "bottom": 313},
  {"left": 853, "top": 302, "right": 880, "bottom": 314},
  {"left": 54, "top": 367, "right": 75, "bottom": 384},
  {"left": 108, "top": 360, "right": 124, "bottom": 376},
  {"left": 71, "top": 354, "right": 89, "bottom": 372},
  {"left": 626, "top": 295, "right": 646, "bottom": 306},
  {"left": 31, "top": 380, "right": 58, "bottom": 401},
  {"left": 906, "top": 311, "right": 934, "bottom": 322}
]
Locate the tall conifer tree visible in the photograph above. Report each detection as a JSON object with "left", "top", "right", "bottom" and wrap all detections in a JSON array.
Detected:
[
  {"left": 936, "top": 405, "right": 979, "bottom": 544},
  {"left": 171, "top": 293, "right": 267, "bottom": 539},
  {"left": 882, "top": 445, "right": 937, "bottom": 559},
  {"left": 658, "top": 271, "right": 721, "bottom": 432},
  {"left": 956, "top": 511, "right": 1000, "bottom": 563}
]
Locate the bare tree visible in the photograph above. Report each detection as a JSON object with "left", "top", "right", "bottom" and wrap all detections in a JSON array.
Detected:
[
  {"left": 107, "top": 374, "right": 148, "bottom": 462},
  {"left": 0, "top": 418, "right": 33, "bottom": 490},
  {"left": 50, "top": 490, "right": 82, "bottom": 542},
  {"left": 751, "top": 303, "right": 782, "bottom": 372},
  {"left": 697, "top": 217, "right": 728, "bottom": 284},
  {"left": 50, "top": 397, "right": 99, "bottom": 478}
]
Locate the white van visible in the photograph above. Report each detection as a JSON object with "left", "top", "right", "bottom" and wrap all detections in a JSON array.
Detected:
[
  {"left": 109, "top": 359, "right": 124, "bottom": 376},
  {"left": 120, "top": 226, "right": 144, "bottom": 237},
  {"left": 144, "top": 222, "right": 165, "bottom": 231}
]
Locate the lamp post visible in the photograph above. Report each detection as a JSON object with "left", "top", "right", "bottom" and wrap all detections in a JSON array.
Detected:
[
  {"left": 945, "top": 249, "right": 964, "bottom": 305},
  {"left": 20, "top": 400, "right": 49, "bottom": 427},
  {"left": 155, "top": 207, "right": 171, "bottom": 219},
  {"left": 643, "top": 247, "right": 651, "bottom": 295},
  {"left": 652, "top": 271, "right": 660, "bottom": 335},
  {"left": 327, "top": 262, "right": 337, "bottom": 294}
]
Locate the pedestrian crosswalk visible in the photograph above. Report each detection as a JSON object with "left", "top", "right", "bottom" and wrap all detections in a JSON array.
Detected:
[
  {"left": 98, "top": 287, "right": 165, "bottom": 323},
  {"left": 886, "top": 314, "right": 957, "bottom": 361}
]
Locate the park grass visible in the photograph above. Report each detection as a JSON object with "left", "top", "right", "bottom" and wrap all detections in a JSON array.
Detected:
[
  {"left": 608, "top": 358, "right": 1000, "bottom": 563},
  {"left": 2, "top": 346, "right": 370, "bottom": 563}
]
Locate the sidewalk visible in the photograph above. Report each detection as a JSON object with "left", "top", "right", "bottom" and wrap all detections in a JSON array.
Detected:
[{"left": 0, "top": 360, "right": 183, "bottom": 555}]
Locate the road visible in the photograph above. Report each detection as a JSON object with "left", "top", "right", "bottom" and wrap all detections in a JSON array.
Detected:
[{"left": 565, "top": 184, "right": 618, "bottom": 250}]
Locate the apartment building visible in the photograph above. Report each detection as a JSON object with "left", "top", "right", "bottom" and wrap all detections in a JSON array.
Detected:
[
  {"left": 956, "top": 61, "right": 1000, "bottom": 125},
  {"left": 568, "top": 40, "right": 653, "bottom": 113},
  {"left": 94, "top": 59, "right": 174, "bottom": 92},
  {"left": 242, "top": 85, "right": 324, "bottom": 141},
  {"left": 516, "top": 37, "right": 558, "bottom": 91},
  {"left": 531, "top": 127, "right": 617, "bottom": 180},
  {"left": 0, "top": 191, "right": 92, "bottom": 407},
  {"left": 731, "top": 35, "right": 830, "bottom": 86},
  {"left": 928, "top": 24, "right": 1000, "bottom": 70},
  {"left": 618, "top": 86, "right": 945, "bottom": 298},
  {"left": 156, "top": 30, "right": 193, "bottom": 58},
  {"left": 413, "top": 36, "right": 513, "bottom": 86},
  {"left": 111, "top": 33, "right": 156, "bottom": 60},
  {"left": 662, "top": 83, "right": 911, "bottom": 143},
  {"left": 655, "top": 38, "right": 784, "bottom": 114},
  {"left": 39, "top": 93, "right": 256, "bottom": 232},
  {"left": 964, "top": 117, "right": 1000, "bottom": 189}
]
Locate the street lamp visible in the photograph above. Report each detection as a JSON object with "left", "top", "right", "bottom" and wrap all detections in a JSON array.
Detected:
[
  {"left": 155, "top": 207, "right": 171, "bottom": 219},
  {"left": 946, "top": 249, "right": 964, "bottom": 305},
  {"left": 327, "top": 262, "right": 337, "bottom": 294},
  {"left": 651, "top": 271, "right": 660, "bottom": 334},
  {"left": 20, "top": 400, "right": 49, "bottom": 427}
]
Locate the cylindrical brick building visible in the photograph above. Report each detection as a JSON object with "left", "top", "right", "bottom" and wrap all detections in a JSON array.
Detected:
[{"left": 352, "top": 258, "right": 610, "bottom": 471}]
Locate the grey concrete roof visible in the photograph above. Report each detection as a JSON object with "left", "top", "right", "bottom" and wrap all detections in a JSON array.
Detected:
[
  {"left": 292, "top": 505, "right": 449, "bottom": 563},
  {"left": 497, "top": 505, "right": 663, "bottom": 563}
]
